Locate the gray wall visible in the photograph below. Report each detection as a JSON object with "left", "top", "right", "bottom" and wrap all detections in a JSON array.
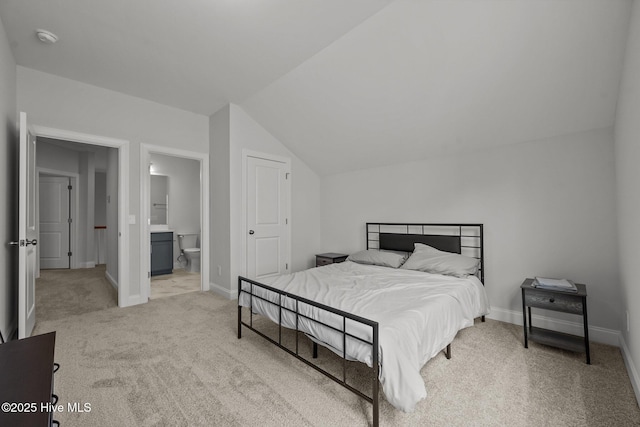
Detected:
[
  {"left": 17, "top": 66, "right": 209, "bottom": 305},
  {"left": 0, "top": 14, "right": 16, "bottom": 341},
  {"left": 209, "top": 104, "right": 322, "bottom": 298},
  {"left": 106, "top": 148, "right": 119, "bottom": 284},
  {"left": 321, "top": 128, "right": 621, "bottom": 336},
  {"left": 95, "top": 172, "right": 107, "bottom": 227},
  {"left": 35, "top": 140, "right": 97, "bottom": 268},
  {"left": 614, "top": 0, "right": 640, "bottom": 400}
]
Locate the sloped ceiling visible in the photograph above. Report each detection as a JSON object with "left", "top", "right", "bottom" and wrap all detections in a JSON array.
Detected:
[
  {"left": 1, "top": 0, "right": 633, "bottom": 176},
  {"left": 0, "top": 0, "right": 392, "bottom": 114},
  {"left": 241, "top": 0, "right": 632, "bottom": 175}
]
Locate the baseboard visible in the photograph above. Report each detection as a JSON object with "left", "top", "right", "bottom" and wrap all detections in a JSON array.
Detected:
[
  {"left": 120, "top": 294, "right": 146, "bottom": 307},
  {"left": 487, "top": 307, "right": 621, "bottom": 347},
  {"left": 105, "top": 270, "right": 118, "bottom": 290},
  {"left": 209, "top": 281, "right": 237, "bottom": 300},
  {"left": 619, "top": 335, "right": 640, "bottom": 407},
  {"left": 78, "top": 261, "right": 96, "bottom": 269}
]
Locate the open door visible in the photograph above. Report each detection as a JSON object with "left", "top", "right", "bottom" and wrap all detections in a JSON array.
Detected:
[{"left": 17, "top": 112, "right": 38, "bottom": 338}]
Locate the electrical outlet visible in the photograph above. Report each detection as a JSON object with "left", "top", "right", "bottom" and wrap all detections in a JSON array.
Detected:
[{"left": 217, "top": 265, "right": 222, "bottom": 276}]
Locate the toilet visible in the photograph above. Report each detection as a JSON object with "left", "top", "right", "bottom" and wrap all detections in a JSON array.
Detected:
[{"left": 178, "top": 234, "right": 200, "bottom": 273}]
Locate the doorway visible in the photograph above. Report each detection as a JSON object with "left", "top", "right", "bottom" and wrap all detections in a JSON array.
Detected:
[
  {"left": 32, "top": 125, "right": 131, "bottom": 307},
  {"left": 140, "top": 144, "right": 210, "bottom": 302}
]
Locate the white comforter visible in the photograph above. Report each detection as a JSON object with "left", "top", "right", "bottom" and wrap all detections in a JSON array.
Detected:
[{"left": 238, "top": 261, "right": 490, "bottom": 412}]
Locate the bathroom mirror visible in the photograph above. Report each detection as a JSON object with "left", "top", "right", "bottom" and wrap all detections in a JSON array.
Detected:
[{"left": 150, "top": 174, "right": 169, "bottom": 225}]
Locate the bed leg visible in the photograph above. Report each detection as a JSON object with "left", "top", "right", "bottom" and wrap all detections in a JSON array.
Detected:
[
  {"left": 482, "top": 315, "right": 485, "bottom": 322},
  {"left": 445, "top": 343, "right": 451, "bottom": 360},
  {"left": 237, "top": 306, "right": 242, "bottom": 339},
  {"left": 312, "top": 342, "right": 318, "bottom": 359}
]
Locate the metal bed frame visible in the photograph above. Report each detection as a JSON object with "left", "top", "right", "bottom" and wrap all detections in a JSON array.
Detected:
[{"left": 237, "top": 223, "right": 484, "bottom": 427}]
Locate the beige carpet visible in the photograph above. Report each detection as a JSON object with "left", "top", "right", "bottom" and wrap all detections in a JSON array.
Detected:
[
  {"left": 36, "top": 265, "right": 117, "bottom": 320},
  {"left": 151, "top": 268, "right": 201, "bottom": 300},
  {"left": 32, "top": 270, "right": 640, "bottom": 426}
]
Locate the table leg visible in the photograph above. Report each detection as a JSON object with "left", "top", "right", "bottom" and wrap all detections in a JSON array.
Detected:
[
  {"left": 583, "top": 296, "right": 590, "bottom": 364},
  {"left": 522, "top": 289, "right": 528, "bottom": 348}
]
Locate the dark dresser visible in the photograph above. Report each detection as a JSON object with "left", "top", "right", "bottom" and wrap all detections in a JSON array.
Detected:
[{"left": 0, "top": 331, "right": 58, "bottom": 426}]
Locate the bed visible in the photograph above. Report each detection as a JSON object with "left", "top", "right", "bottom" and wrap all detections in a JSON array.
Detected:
[{"left": 237, "top": 223, "right": 489, "bottom": 426}]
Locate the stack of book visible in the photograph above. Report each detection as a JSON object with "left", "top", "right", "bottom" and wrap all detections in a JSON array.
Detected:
[{"left": 532, "top": 277, "right": 577, "bottom": 292}]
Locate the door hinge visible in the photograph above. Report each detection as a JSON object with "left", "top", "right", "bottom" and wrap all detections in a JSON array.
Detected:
[
  {"left": 285, "top": 263, "right": 289, "bottom": 270},
  {"left": 68, "top": 185, "right": 72, "bottom": 190},
  {"left": 68, "top": 218, "right": 72, "bottom": 223},
  {"left": 67, "top": 252, "right": 72, "bottom": 257},
  {"left": 285, "top": 218, "right": 288, "bottom": 225},
  {"left": 148, "top": 272, "right": 151, "bottom": 278},
  {"left": 286, "top": 172, "right": 290, "bottom": 180}
]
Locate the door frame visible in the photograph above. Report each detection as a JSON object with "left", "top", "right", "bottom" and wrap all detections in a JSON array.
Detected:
[
  {"left": 241, "top": 149, "right": 291, "bottom": 278},
  {"left": 140, "top": 144, "right": 210, "bottom": 302},
  {"left": 32, "top": 125, "right": 132, "bottom": 307},
  {"left": 36, "top": 169, "right": 79, "bottom": 272}
]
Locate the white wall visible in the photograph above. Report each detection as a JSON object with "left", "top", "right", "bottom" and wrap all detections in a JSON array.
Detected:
[
  {"left": 209, "top": 104, "right": 322, "bottom": 297},
  {"left": 229, "top": 104, "right": 321, "bottom": 276},
  {"left": 35, "top": 140, "right": 98, "bottom": 268},
  {"left": 78, "top": 152, "right": 96, "bottom": 268},
  {"left": 95, "top": 172, "right": 107, "bottom": 226},
  {"left": 150, "top": 153, "right": 201, "bottom": 262},
  {"left": 18, "top": 67, "right": 209, "bottom": 303},
  {"left": 614, "top": 0, "right": 640, "bottom": 402},
  {"left": 210, "top": 105, "right": 231, "bottom": 294},
  {"left": 37, "top": 138, "right": 80, "bottom": 172},
  {"left": 106, "top": 148, "right": 119, "bottom": 284},
  {"left": 321, "top": 128, "right": 621, "bottom": 335},
  {"left": 0, "top": 15, "right": 17, "bottom": 341}
]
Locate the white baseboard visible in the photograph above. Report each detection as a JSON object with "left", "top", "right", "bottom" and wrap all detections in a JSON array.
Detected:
[
  {"left": 105, "top": 270, "right": 118, "bottom": 290},
  {"left": 120, "top": 294, "right": 146, "bottom": 307},
  {"left": 209, "top": 281, "right": 237, "bottom": 300},
  {"left": 78, "top": 261, "right": 96, "bottom": 269},
  {"left": 487, "top": 307, "right": 621, "bottom": 347},
  {"left": 619, "top": 335, "right": 640, "bottom": 407}
]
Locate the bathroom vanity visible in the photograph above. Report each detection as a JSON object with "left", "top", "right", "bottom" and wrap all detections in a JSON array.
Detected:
[{"left": 151, "top": 231, "right": 173, "bottom": 276}]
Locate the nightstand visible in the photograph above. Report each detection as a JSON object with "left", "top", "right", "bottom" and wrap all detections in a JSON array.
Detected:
[
  {"left": 521, "top": 278, "right": 590, "bottom": 364},
  {"left": 316, "top": 253, "right": 348, "bottom": 267}
]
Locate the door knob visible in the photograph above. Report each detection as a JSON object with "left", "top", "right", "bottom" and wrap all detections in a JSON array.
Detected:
[
  {"left": 9, "top": 241, "right": 21, "bottom": 246},
  {"left": 249, "top": 230, "right": 255, "bottom": 235}
]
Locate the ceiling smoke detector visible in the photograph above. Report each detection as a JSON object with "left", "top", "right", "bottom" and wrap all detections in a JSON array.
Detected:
[{"left": 36, "top": 29, "right": 58, "bottom": 44}]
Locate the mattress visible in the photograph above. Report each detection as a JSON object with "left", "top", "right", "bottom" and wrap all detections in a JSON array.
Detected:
[{"left": 238, "top": 260, "right": 490, "bottom": 412}]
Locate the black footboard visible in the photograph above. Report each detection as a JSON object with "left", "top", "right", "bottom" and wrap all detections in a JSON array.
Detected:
[{"left": 237, "top": 276, "right": 380, "bottom": 427}]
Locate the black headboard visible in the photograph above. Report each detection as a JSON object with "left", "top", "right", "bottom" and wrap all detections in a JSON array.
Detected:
[{"left": 366, "top": 223, "right": 484, "bottom": 283}]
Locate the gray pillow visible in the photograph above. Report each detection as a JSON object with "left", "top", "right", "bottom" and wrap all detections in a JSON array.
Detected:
[
  {"left": 347, "top": 249, "right": 408, "bottom": 268},
  {"left": 400, "top": 243, "right": 479, "bottom": 277}
]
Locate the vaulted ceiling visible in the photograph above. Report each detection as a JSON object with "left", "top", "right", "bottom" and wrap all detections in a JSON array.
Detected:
[{"left": 0, "top": 0, "right": 633, "bottom": 175}]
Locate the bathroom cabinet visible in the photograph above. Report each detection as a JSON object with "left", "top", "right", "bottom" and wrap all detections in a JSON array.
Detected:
[{"left": 151, "top": 232, "right": 173, "bottom": 276}]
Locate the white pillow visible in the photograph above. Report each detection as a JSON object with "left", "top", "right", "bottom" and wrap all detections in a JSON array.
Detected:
[
  {"left": 347, "top": 249, "right": 408, "bottom": 268},
  {"left": 400, "top": 243, "right": 479, "bottom": 277}
]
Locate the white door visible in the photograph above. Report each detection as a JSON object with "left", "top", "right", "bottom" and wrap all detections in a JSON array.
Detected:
[
  {"left": 18, "top": 112, "right": 38, "bottom": 338},
  {"left": 246, "top": 156, "right": 290, "bottom": 280},
  {"left": 39, "top": 176, "right": 71, "bottom": 269}
]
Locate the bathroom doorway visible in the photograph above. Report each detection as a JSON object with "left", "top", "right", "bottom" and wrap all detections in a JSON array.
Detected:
[{"left": 140, "top": 144, "right": 209, "bottom": 301}]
